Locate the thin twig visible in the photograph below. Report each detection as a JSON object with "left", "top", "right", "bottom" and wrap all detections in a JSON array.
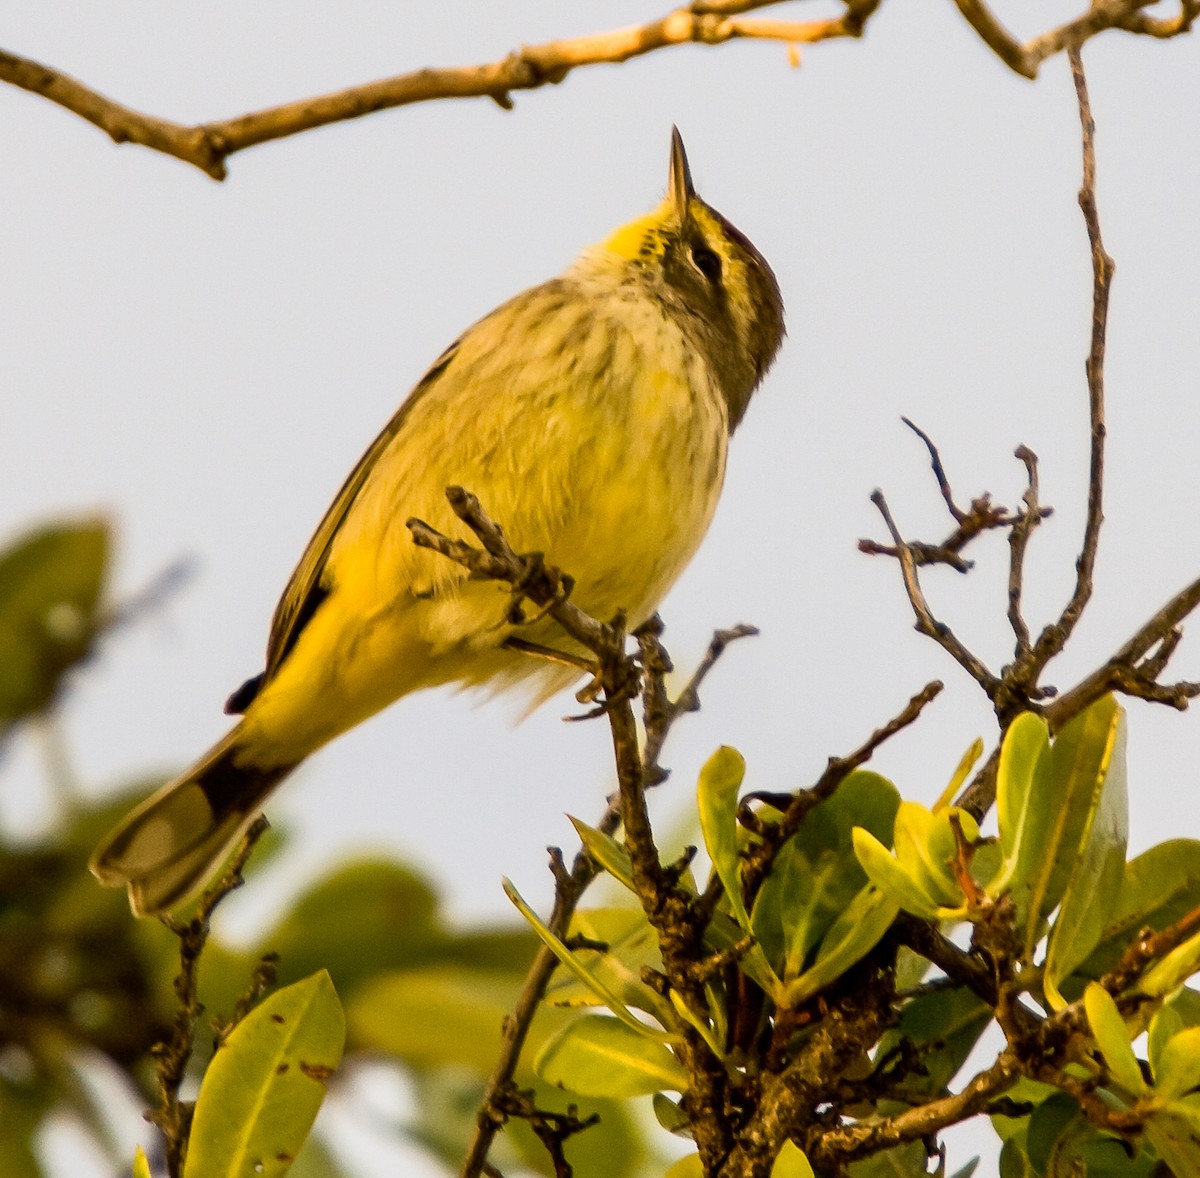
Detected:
[
  {"left": 149, "top": 817, "right": 269, "bottom": 1178},
  {"left": 1026, "top": 47, "right": 1112, "bottom": 673},
  {"left": 1005, "top": 445, "right": 1043, "bottom": 656},
  {"left": 869, "top": 490, "right": 1000, "bottom": 694}
]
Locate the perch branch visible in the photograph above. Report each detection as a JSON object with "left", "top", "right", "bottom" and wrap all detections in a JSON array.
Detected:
[{"left": 0, "top": 2, "right": 874, "bottom": 180}]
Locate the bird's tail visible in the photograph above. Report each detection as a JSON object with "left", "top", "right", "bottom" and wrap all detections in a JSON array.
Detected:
[{"left": 89, "top": 726, "right": 296, "bottom": 917}]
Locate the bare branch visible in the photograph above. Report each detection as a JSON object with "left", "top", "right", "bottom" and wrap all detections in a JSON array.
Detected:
[
  {"left": 0, "top": 3, "right": 875, "bottom": 180},
  {"left": 1026, "top": 47, "right": 1112, "bottom": 671},
  {"left": 869, "top": 489, "right": 1000, "bottom": 694},
  {"left": 950, "top": 0, "right": 1197, "bottom": 79}
]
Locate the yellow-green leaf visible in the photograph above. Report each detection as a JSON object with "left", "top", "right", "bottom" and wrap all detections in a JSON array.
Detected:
[
  {"left": 132, "top": 1147, "right": 152, "bottom": 1178},
  {"left": 570, "top": 817, "right": 635, "bottom": 892},
  {"left": 1084, "top": 982, "right": 1145, "bottom": 1096},
  {"left": 1151, "top": 1026, "right": 1200, "bottom": 1101},
  {"left": 1044, "top": 705, "right": 1128, "bottom": 1010},
  {"left": 187, "top": 970, "right": 345, "bottom": 1178},
  {"left": 535, "top": 1014, "right": 688, "bottom": 1097},
  {"left": 852, "top": 827, "right": 941, "bottom": 920},
  {"left": 771, "top": 1140, "right": 815, "bottom": 1177},
  {"left": 664, "top": 1155, "right": 704, "bottom": 1178},
  {"left": 697, "top": 747, "right": 750, "bottom": 930}
]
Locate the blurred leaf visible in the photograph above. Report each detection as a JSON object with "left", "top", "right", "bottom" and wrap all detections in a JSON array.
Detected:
[
  {"left": 1084, "top": 982, "right": 1145, "bottom": 1095},
  {"left": 262, "top": 858, "right": 440, "bottom": 994},
  {"left": 187, "top": 970, "right": 345, "bottom": 1178},
  {"left": 132, "top": 1146, "right": 152, "bottom": 1178},
  {"left": 1043, "top": 705, "right": 1128, "bottom": 1010},
  {"left": 287, "top": 1133, "right": 352, "bottom": 1178},
  {"left": 508, "top": 1084, "right": 657, "bottom": 1178},
  {"left": 664, "top": 1155, "right": 703, "bottom": 1178},
  {"left": 535, "top": 1014, "right": 687, "bottom": 1097},
  {"left": 0, "top": 519, "right": 109, "bottom": 729},
  {"left": 349, "top": 965, "right": 537, "bottom": 1074},
  {"left": 0, "top": 1075, "right": 49, "bottom": 1178}
]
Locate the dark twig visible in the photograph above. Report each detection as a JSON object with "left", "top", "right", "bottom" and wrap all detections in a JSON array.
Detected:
[
  {"left": 637, "top": 616, "right": 759, "bottom": 785},
  {"left": 149, "top": 817, "right": 269, "bottom": 1178},
  {"left": 1025, "top": 47, "right": 1112, "bottom": 676},
  {"left": 869, "top": 490, "right": 1000, "bottom": 694},
  {"left": 1006, "top": 445, "right": 1045, "bottom": 656}
]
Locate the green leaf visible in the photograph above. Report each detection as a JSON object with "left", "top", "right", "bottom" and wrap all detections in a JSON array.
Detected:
[
  {"left": 1084, "top": 840, "right": 1200, "bottom": 976},
  {"left": 652, "top": 1092, "right": 692, "bottom": 1137},
  {"left": 1043, "top": 705, "right": 1128, "bottom": 1009},
  {"left": 1140, "top": 927, "right": 1200, "bottom": 1000},
  {"left": 544, "top": 907, "right": 672, "bottom": 1026},
  {"left": 504, "top": 878, "right": 671, "bottom": 1039},
  {"left": 1151, "top": 1025, "right": 1200, "bottom": 1101},
  {"left": 0, "top": 519, "right": 109, "bottom": 727},
  {"left": 1143, "top": 1095, "right": 1200, "bottom": 1176},
  {"left": 847, "top": 1141, "right": 932, "bottom": 1176},
  {"left": 892, "top": 802, "right": 963, "bottom": 909},
  {"left": 852, "top": 827, "right": 942, "bottom": 920},
  {"left": 991, "top": 711, "right": 1050, "bottom": 897},
  {"left": 1084, "top": 982, "right": 1145, "bottom": 1095},
  {"left": 770, "top": 1141, "right": 815, "bottom": 1177},
  {"left": 535, "top": 1014, "right": 688, "bottom": 1097},
  {"left": 880, "top": 986, "right": 993, "bottom": 1098},
  {"left": 696, "top": 747, "right": 781, "bottom": 996},
  {"left": 187, "top": 970, "right": 345, "bottom": 1178},
  {"left": 1149, "top": 1004, "right": 1185, "bottom": 1083},
  {"left": 998, "top": 1136, "right": 1035, "bottom": 1178},
  {"left": 697, "top": 746, "right": 751, "bottom": 931},
  {"left": 753, "top": 771, "right": 900, "bottom": 982},
  {"left": 1013, "top": 697, "right": 1124, "bottom": 960},
  {"left": 570, "top": 817, "right": 636, "bottom": 892},
  {"left": 783, "top": 886, "right": 899, "bottom": 1007}
]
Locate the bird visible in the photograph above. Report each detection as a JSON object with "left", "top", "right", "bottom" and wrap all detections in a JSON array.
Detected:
[{"left": 90, "top": 128, "right": 785, "bottom": 916}]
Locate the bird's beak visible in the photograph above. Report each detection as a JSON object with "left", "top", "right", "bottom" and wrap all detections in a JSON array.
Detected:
[{"left": 669, "top": 126, "right": 694, "bottom": 221}]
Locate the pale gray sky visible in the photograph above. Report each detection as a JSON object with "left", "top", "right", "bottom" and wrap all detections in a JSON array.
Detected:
[{"left": 3, "top": 3, "right": 1198, "bottom": 1175}]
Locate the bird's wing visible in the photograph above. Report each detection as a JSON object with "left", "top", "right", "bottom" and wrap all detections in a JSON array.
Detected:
[{"left": 261, "top": 341, "right": 460, "bottom": 682}]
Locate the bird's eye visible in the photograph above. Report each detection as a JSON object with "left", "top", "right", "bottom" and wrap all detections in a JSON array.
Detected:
[{"left": 691, "top": 245, "right": 722, "bottom": 283}]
